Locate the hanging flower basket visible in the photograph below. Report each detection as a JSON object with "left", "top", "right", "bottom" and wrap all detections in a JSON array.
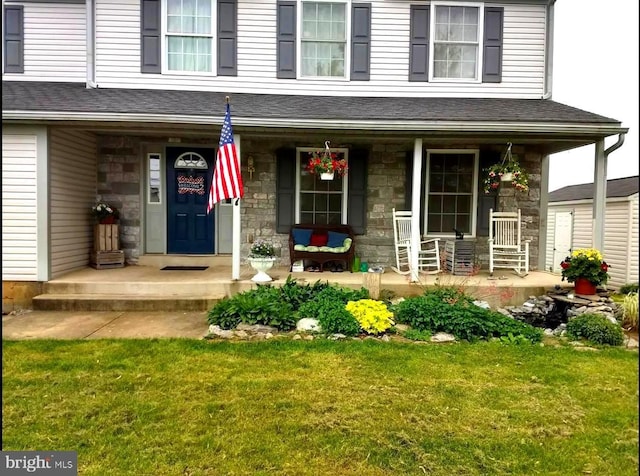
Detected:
[
  {"left": 483, "top": 143, "right": 529, "bottom": 193},
  {"left": 306, "top": 141, "right": 348, "bottom": 179}
]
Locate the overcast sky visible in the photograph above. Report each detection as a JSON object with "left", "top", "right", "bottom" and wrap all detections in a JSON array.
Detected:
[{"left": 548, "top": 0, "right": 639, "bottom": 191}]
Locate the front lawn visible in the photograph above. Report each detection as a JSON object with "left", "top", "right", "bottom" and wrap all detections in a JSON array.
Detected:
[{"left": 2, "top": 339, "right": 638, "bottom": 475}]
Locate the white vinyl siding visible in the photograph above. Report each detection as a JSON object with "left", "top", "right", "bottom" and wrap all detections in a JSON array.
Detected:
[
  {"left": 49, "top": 128, "right": 98, "bottom": 278},
  {"left": 93, "top": 0, "right": 547, "bottom": 98},
  {"left": 2, "top": 133, "right": 40, "bottom": 280},
  {"left": 2, "top": 2, "right": 86, "bottom": 82},
  {"left": 546, "top": 196, "right": 640, "bottom": 290}
]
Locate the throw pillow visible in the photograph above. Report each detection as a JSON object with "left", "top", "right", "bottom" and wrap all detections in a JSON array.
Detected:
[
  {"left": 327, "top": 231, "right": 349, "bottom": 248},
  {"left": 309, "top": 233, "right": 328, "bottom": 247},
  {"left": 291, "top": 228, "right": 313, "bottom": 246}
]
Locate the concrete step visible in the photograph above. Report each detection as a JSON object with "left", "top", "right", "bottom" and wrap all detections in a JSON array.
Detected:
[
  {"left": 32, "top": 294, "right": 225, "bottom": 312},
  {"left": 137, "top": 255, "right": 231, "bottom": 268}
]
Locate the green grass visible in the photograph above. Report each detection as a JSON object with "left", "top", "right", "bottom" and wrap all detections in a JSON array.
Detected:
[{"left": 3, "top": 339, "right": 638, "bottom": 475}]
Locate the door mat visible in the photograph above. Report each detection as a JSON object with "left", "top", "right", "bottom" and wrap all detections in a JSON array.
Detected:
[{"left": 160, "top": 266, "right": 209, "bottom": 271}]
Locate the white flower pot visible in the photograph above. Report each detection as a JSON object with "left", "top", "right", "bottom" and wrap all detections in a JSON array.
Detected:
[
  {"left": 320, "top": 172, "right": 334, "bottom": 181},
  {"left": 248, "top": 257, "right": 276, "bottom": 282},
  {"left": 501, "top": 172, "right": 513, "bottom": 182}
]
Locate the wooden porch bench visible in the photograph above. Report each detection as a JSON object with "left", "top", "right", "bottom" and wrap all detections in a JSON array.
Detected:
[{"left": 289, "top": 224, "right": 355, "bottom": 273}]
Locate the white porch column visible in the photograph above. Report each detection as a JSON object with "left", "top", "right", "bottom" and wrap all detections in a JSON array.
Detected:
[
  {"left": 232, "top": 135, "right": 242, "bottom": 280},
  {"left": 593, "top": 139, "right": 607, "bottom": 251},
  {"left": 410, "top": 138, "right": 423, "bottom": 282},
  {"left": 538, "top": 153, "right": 550, "bottom": 270}
]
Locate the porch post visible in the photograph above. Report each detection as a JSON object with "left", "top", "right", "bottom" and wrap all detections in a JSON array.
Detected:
[
  {"left": 232, "top": 135, "right": 242, "bottom": 280},
  {"left": 593, "top": 139, "right": 606, "bottom": 251},
  {"left": 538, "top": 152, "right": 550, "bottom": 270},
  {"left": 410, "top": 138, "right": 423, "bottom": 282}
]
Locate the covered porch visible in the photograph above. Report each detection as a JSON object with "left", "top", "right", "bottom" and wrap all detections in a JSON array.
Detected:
[{"left": 29, "top": 255, "right": 569, "bottom": 312}]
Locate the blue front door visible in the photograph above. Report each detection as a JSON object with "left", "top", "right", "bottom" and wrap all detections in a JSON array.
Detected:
[{"left": 166, "top": 147, "right": 215, "bottom": 254}]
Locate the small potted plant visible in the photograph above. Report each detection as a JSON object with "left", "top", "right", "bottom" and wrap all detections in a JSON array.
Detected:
[
  {"left": 560, "top": 248, "right": 610, "bottom": 295},
  {"left": 248, "top": 239, "right": 277, "bottom": 282},
  {"left": 305, "top": 141, "right": 348, "bottom": 180},
  {"left": 483, "top": 143, "right": 529, "bottom": 193},
  {"left": 91, "top": 202, "right": 120, "bottom": 224}
]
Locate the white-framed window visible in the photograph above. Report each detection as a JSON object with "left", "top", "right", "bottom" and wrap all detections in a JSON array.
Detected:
[
  {"left": 431, "top": 2, "right": 483, "bottom": 81},
  {"left": 295, "top": 147, "right": 349, "bottom": 224},
  {"left": 164, "top": 0, "right": 215, "bottom": 73},
  {"left": 300, "top": 1, "right": 348, "bottom": 78},
  {"left": 148, "top": 153, "right": 162, "bottom": 204},
  {"left": 424, "top": 150, "right": 479, "bottom": 237}
]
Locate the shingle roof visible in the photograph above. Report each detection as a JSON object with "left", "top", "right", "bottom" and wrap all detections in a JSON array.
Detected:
[
  {"left": 549, "top": 176, "right": 639, "bottom": 202},
  {"left": 1, "top": 81, "right": 622, "bottom": 124}
]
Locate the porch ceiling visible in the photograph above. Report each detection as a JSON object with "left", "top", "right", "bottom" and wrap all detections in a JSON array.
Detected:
[{"left": 2, "top": 81, "right": 628, "bottom": 155}]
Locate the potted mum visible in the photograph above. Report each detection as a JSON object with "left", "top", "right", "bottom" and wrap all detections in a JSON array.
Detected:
[
  {"left": 483, "top": 143, "right": 529, "bottom": 193},
  {"left": 248, "top": 239, "right": 277, "bottom": 282},
  {"left": 306, "top": 141, "right": 348, "bottom": 180},
  {"left": 560, "top": 248, "right": 610, "bottom": 295},
  {"left": 91, "top": 202, "right": 120, "bottom": 224}
]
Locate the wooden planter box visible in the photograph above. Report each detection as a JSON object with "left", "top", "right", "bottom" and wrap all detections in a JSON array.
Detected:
[
  {"left": 94, "top": 224, "right": 119, "bottom": 251},
  {"left": 90, "top": 251, "right": 125, "bottom": 269},
  {"left": 92, "top": 224, "right": 124, "bottom": 269}
]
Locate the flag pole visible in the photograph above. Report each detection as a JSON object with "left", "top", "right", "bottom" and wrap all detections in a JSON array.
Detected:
[{"left": 227, "top": 95, "right": 242, "bottom": 280}]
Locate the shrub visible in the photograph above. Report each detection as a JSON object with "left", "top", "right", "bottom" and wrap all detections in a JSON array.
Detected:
[
  {"left": 278, "top": 276, "right": 330, "bottom": 311},
  {"left": 620, "top": 283, "right": 639, "bottom": 295},
  {"left": 298, "top": 285, "right": 368, "bottom": 336},
  {"left": 206, "top": 285, "right": 296, "bottom": 331},
  {"left": 346, "top": 299, "right": 394, "bottom": 335},
  {"left": 393, "top": 293, "right": 542, "bottom": 343},
  {"left": 566, "top": 313, "right": 624, "bottom": 346},
  {"left": 207, "top": 297, "right": 242, "bottom": 330},
  {"left": 621, "top": 292, "right": 638, "bottom": 330}
]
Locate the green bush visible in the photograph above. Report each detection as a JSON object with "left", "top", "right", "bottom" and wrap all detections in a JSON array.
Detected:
[
  {"left": 278, "top": 276, "right": 330, "bottom": 311},
  {"left": 566, "top": 313, "right": 625, "bottom": 346},
  {"left": 298, "top": 285, "right": 368, "bottom": 336},
  {"left": 619, "top": 283, "right": 639, "bottom": 295},
  {"left": 393, "top": 293, "right": 542, "bottom": 343},
  {"left": 207, "top": 285, "right": 296, "bottom": 331}
]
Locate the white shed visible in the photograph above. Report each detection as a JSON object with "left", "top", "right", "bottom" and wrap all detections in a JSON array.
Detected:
[{"left": 546, "top": 176, "right": 639, "bottom": 289}]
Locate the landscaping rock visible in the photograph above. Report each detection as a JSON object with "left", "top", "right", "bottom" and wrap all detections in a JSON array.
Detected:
[
  {"left": 207, "top": 325, "right": 235, "bottom": 339},
  {"left": 430, "top": 332, "right": 456, "bottom": 343},
  {"left": 296, "top": 318, "right": 321, "bottom": 332}
]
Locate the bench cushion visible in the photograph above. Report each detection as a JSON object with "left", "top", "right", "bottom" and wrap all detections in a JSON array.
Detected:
[
  {"left": 294, "top": 238, "right": 352, "bottom": 253},
  {"left": 327, "top": 231, "right": 349, "bottom": 248},
  {"left": 291, "top": 228, "right": 313, "bottom": 246}
]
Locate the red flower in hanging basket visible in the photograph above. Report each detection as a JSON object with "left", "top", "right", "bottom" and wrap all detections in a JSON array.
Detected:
[{"left": 306, "top": 148, "right": 348, "bottom": 177}]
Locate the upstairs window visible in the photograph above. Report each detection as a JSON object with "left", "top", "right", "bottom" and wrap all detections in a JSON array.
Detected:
[
  {"left": 433, "top": 5, "right": 480, "bottom": 80},
  {"left": 301, "top": 2, "right": 347, "bottom": 78},
  {"left": 166, "top": 0, "right": 214, "bottom": 73}
]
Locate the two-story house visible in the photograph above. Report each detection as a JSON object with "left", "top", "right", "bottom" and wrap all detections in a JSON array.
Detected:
[{"left": 2, "top": 0, "right": 628, "bottom": 306}]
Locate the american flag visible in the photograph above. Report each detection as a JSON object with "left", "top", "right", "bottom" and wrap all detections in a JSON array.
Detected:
[{"left": 206, "top": 103, "right": 244, "bottom": 213}]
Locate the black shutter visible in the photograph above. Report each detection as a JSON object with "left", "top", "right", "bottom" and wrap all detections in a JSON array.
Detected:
[
  {"left": 276, "top": 1, "right": 296, "bottom": 79},
  {"left": 276, "top": 148, "right": 297, "bottom": 233},
  {"left": 477, "top": 150, "right": 499, "bottom": 235},
  {"left": 482, "top": 7, "right": 503, "bottom": 83},
  {"left": 347, "top": 149, "right": 368, "bottom": 235},
  {"left": 350, "top": 3, "right": 371, "bottom": 81},
  {"left": 4, "top": 5, "right": 24, "bottom": 73},
  {"left": 141, "top": 0, "right": 161, "bottom": 73},
  {"left": 409, "top": 5, "right": 429, "bottom": 82},
  {"left": 218, "top": 0, "right": 237, "bottom": 76}
]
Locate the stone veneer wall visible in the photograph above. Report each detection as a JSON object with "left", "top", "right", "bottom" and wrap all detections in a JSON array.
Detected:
[{"left": 96, "top": 135, "right": 541, "bottom": 271}]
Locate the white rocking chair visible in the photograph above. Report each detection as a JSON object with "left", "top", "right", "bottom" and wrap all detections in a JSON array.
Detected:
[
  {"left": 488, "top": 208, "right": 529, "bottom": 277},
  {"left": 391, "top": 208, "right": 441, "bottom": 275}
]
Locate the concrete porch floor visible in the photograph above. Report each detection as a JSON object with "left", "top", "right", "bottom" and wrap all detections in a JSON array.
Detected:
[
  {"left": 30, "top": 261, "right": 570, "bottom": 312},
  {"left": 3, "top": 264, "right": 571, "bottom": 340}
]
